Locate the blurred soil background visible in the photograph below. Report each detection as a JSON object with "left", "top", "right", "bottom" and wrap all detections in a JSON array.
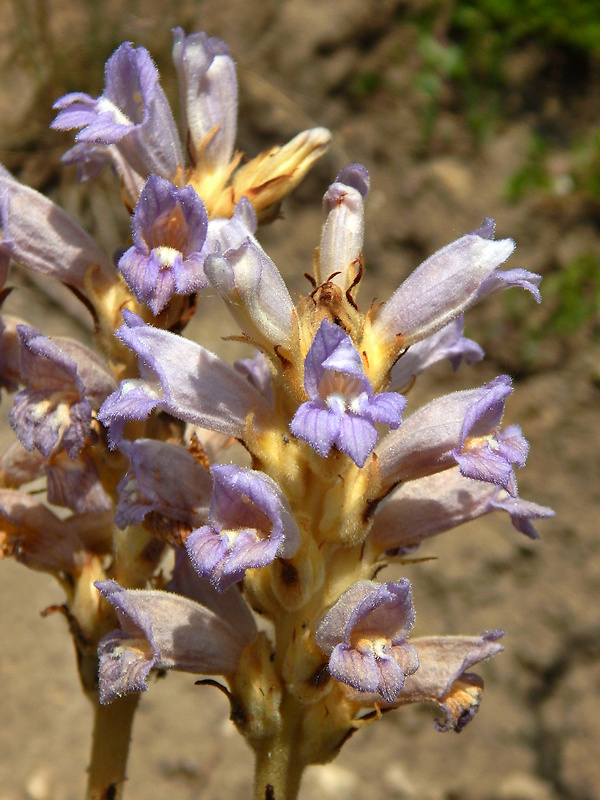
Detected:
[{"left": 1, "top": 0, "right": 599, "bottom": 799}]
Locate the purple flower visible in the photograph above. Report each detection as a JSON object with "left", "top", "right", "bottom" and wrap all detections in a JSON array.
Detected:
[
  {"left": 115, "top": 439, "right": 212, "bottom": 529},
  {"left": 376, "top": 631, "right": 505, "bottom": 732},
  {"left": 453, "top": 376, "right": 528, "bottom": 496},
  {"left": 315, "top": 580, "right": 418, "bottom": 703},
  {"left": 118, "top": 176, "right": 209, "bottom": 314},
  {"left": 52, "top": 43, "right": 183, "bottom": 184},
  {"left": 97, "top": 311, "right": 271, "bottom": 447},
  {"left": 473, "top": 218, "right": 541, "bottom": 302},
  {"left": 375, "top": 375, "right": 527, "bottom": 494},
  {"left": 95, "top": 579, "right": 256, "bottom": 703},
  {"left": 369, "top": 467, "right": 554, "bottom": 553},
  {"left": 172, "top": 28, "right": 237, "bottom": 172},
  {"left": 289, "top": 320, "right": 406, "bottom": 467},
  {"left": 389, "top": 316, "right": 483, "bottom": 393},
  {"left": 0, "top": 165, "right": 113, "bottom": 289},
  {"left": 9, "top": 326, "right": 116, "bottom": 460},
  {"left": 186, "top": 464, "right": 300, "bottom": 592}
]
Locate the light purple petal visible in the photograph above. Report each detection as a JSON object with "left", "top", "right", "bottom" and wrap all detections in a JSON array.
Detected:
[
  {"left": 0, "top": 166, "right": 113, "bottom": 289},
  {"left": 234, "top": 350, "right": 274, "bottom": 407},
  {"left": 119, "top": 176, "right": 209, "bottom": 314},
  {"left": 291, "top": 320, "right": 404, "bottom": 466},
  {"left": 372, "top": 228, "right": 515, "bottom": 349},
  {"left": 376, "top": 376, "right": 514, "bottom": 493},
  {"left": 115, "top": 439, "right": 212, "bottom": 529},
  {"left": 52, "top": 44, "right": 183, "bottom": 182},
  {"left": 316, "top": 579, "right": 417, "bottom": 702},
  {"left": 9, "top": 326, "right": 92, "bottom": 459},
  {"left": 336, "top": 414, "right": 378, "bottom": 467},
  {"left": 489, "top": 493, "right": 554, "bottom": 539},
  {"left": 389, "top": 316, "right": 484, "bottom": 393},
  {"left": 477, "top": 268, "right": 542, "bottom": 303},
  {"left": 96, "top": 580, "right": 252, "bottom": 703},
  {"left": 186, "top": 464, "right": 300, "bottom": 591},
  {"left": 289, "top": 401, "right": 341, "bottom": 458},
  {"left": 97, "top": 311, "right": 271, "bottom": 447},
  {"left": 172, "top": 28, "right": 237, "bottom": 168}
]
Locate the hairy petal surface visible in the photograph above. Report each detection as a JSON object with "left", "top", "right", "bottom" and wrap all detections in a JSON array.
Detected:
[
  {"left": 389, "top": 316, "right": 483, "bottom": 393},
  {"left": 372, "top": 222, "right": 515, "bottom": 349},
  {"left": 52, "top": 43, "right": 183, "bottom": 183},
  {"left": 369, "top": 468, "right": 554, "bottom": 552},
  {"left": 118, "top": 175, "right": 209, "bottom": 314},
  {"left": 315, "top": 580, "right": 418, "bottom": 703},
  {"left": 319, "top": 164, "right": 369, "bottom": 292},
  {"left": 0, "top": 166, "right": 113, "bottom": 289},
  {"left": 186, "top": 464, "right": 300, "bottom": 591},
  {"left": 375, "top": 376, "right": 519, "bottom": 493},
  {"left": 96, "top": 580, "right": 253, "bottom": 703},
  {"left": 98, "top": 311, "right": 271, "bottom": 447},
  {"left": 290, "top": 320, "right": 405, "bottom": 466},
  {"left": 116, "top": 439, "right": 212, "bottom": 529},
  {"left": 172, "top": 28, "right": 237, "bottom": 169}
]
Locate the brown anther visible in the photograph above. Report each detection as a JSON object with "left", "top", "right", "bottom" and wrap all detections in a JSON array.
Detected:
[
  {"left": 304, "top": 272, "right": 317, "bottom": 287},
  {"left": 274, "top": 343, "right": 292, "bottom": 367},
  {"left": 188, "top": 431, "right": 211, "bottom": 469}
]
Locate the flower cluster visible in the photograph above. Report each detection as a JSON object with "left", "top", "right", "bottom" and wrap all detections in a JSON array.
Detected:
[{"left": 0, "top": 27, "right": 553, "bottom": 800}]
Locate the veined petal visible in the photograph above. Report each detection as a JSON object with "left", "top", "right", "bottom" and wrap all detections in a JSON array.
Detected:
[
  {"left": 172, "top": 28, "right": 237, "bottom": 169},
  {"left": 315, "top": 579, "right": 417, "bottom": 702},
  {"left": 115, "top": 439, "right": 212, "bottom": 529},
  {"left": 291, "top": 320, "right": 405, "bottom": 466},
  {"left": 319, "top": 164, "right": 369, "bottom": 292},
  {"left": 96, "top": 580, "right": 253, "bottom": 703},
  {"left": 372, "top": 227, "right": 515, "bottom": 349},
  {"left": 52, "top": 43, "right": 183, "bottom": 183},
  {"left": 119, "top": 175, "right": 209, "bottom": 314},
  {"left": 204, "top": 236, "right": 296, "bottom": 351},
  {"left": 369, "top": 468, "right": 552, "bottom": 551},
  {"left": 186, "top": 464, "right": 300, "bottom": 592},
  {"left": 97, "top": 311, "right": 271, "bottom": 447},
  {"left": 375, "top": 376, "right": 513, "bottom": 493},
  {"left": 395, "top": 631, "right": 505, "bottom": 731}
]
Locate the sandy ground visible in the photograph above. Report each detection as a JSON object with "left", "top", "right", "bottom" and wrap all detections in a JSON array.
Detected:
[{"left": 1, "top": 1, "right": 599, "bottom": 799}]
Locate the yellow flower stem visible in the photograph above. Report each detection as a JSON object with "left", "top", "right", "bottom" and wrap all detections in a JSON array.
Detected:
[
  {"left": 252, "top": 692, "right": 305, "bottom": 800},
  {"left": 86, "top": 693, "right": 140, "bottom": 800}
]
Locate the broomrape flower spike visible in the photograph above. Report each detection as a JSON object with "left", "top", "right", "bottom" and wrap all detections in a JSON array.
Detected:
[{"left": 0, "top": 24, "right": 554, "bottom": 800}]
